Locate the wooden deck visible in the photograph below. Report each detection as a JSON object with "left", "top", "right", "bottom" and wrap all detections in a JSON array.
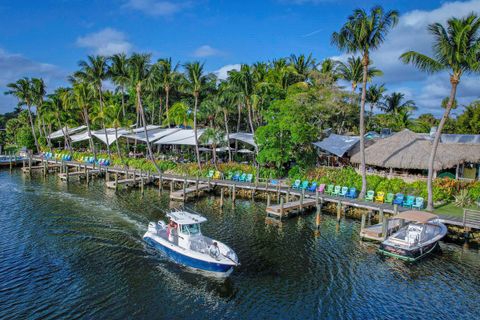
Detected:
[
  {"left": 266, "top": 199, "right": 317, "bottom": 218},
  {"left": 170, "top": 184, "right": 211, "bottom": 201},
  {"left": 58, "top": 169, "right": 100, "bottom": 181},
  {"left": 21, "top": 163, "right": 60, "bottom": 173},
  {"left": 106, "top": 178, "right": 137, "bottom": 189},
  {"left": 360, "top": 219, "right": 401, "bottom": 242}
]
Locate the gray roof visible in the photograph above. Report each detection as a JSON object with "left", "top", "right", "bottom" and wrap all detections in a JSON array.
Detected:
[
  {"left": 441, "top": 134, "right": 480, "bottom": 144},
  {"left": 313, "top": 134, "right": 360, "bottom": 157},
  {"left": 229, "top": 132, "right": 257, "bottom": 148}
]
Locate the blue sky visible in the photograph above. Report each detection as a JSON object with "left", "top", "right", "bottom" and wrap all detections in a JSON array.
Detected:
[{"left": 1, "top": 0, "right": 479, "bottom": 116}]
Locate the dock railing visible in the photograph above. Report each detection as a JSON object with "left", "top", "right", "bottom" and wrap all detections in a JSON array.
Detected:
[{"left": 463, "top": 209, "right": 480, "bottom": 230}]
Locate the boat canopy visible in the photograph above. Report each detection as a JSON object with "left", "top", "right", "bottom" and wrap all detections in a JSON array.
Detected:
[
  {"left": 167, "top": 211, "right": 207, "bottom": 225},
  {"left": 393, "top": 210, "right": 438, "bottom": 223}
]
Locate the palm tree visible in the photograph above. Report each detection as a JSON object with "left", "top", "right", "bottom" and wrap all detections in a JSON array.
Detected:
[
  {"left": 332, "top": 6, "right": 399, "bottom": 198},
  {"left": 31, "top": 78, "right": 47, "bottom": 142},
  {"left": 157, "top": 58, "right": 179, "bottom": 127},
  {"left": 110, "top": 53, "right": 130, "bottom": 117},
  {"left": 337, "top": 56, "right": 383, "bottom": 95},
  {"left": 167, "top": 102, "right": 193, "bottom": 127},
  {"left": 104, "top": 98, "right": 123, "bottom": 159},
  {"left": 229, "top": 64, "right": 256, "bottom": 134},
  {"left": 400, "top": 13, "right": 480, "bottom": 211},
  {"left": 366, "top": 84, "right": 386, "bottom": 116},
  {"left": 184, "top": 61, "right": 207, "bottom": 169},
  {"left": 128, "top": 53, "right": 161, "bottom": 172},
  {"left": 201, "top": 128, "right": 225, "bottom": 169},
  {"left": 55, "top": 87, "right": 76, "bottom": 155},
  {"left": 74, "top": 55, "right": 111, "bottom": 157},
  {"left": 380, "top": 92, "right": 417, "bottom": 114},
  {"left": 5, "top": 78, "right": 40, "bottom": 153},
  {"left": 72, "top": 82, "right": 97, "bottom": 159},
  {"left": 289, "top": 53, "right": 316, "bottom": 82}
]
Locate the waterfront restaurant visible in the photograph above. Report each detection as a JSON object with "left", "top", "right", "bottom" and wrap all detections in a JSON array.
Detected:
[{"left": 350, "top": 129, "right": 480, "bottom": 181}]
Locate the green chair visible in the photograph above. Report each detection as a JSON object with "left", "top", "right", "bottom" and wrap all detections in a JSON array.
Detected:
[
  {"left": 365, "top": 190, "right": 375, "bottom": 202},
  {"left": 225, "top": 171, "right": 233, "bottom": 180},
  {"left": 339, "top": 186, "right": 348, "bottom": 197},
  {"left": 325, "top": 184, "right": 334, "bottom": 195},
  {"left": 206, "top": 170, "right": 214, "bottom": 178},
  {"left": 245, "top": 174, "right": 253, "bottom": 183},
  {"left": 385, "top": 193, "right": 394, "bottom": 204},
  {"left": 332, "top": 185, "right": 341, "bottom": 196}
]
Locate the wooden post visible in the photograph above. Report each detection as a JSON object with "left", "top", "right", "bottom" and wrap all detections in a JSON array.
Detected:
[
  {"left": 381, "top": 217, "right": 388, "bottom": 240},
  {"left": 208, "top": 177, "right": 211, "bottom": 189},
  {"left": 336, "top": 201, "right": 341, "bottom": 222},
  {"left": 115, "top": 173, "right": 118, "bottom": 191},
  {"left": 106, "top": 170, "right": 110, "bottom": 182},
  {"left": 9, "top": 154, "right": 12, "bottom": 173},
  {"left": 300, "top": 190, "right": 304, "bottom": 211},
  {"left": 315, "top": 209, "right": 321, "bottom": 232},
  {"left": 360, "top": 212, "right": 366, "bottom": 234},
  {"left": 86, "top": 168, "right": 90, "bottom": 185},
  {"left": 66, "top": 167, "right": 69, "bottom": 182},
  {"left": 232, "top": 184, "right": 236, "bottom": 202},
  {"left": 393, "top": 204, "right": 399, "bottom": 215},
  {"left": 220, "top": 188, "right": 224, "bottom": 207},
  {"left": 160, "top": 172, "right": 163, "bottom": 192},
  {"left": 141, "top": 173, "right": 145, "bottom": 195},
  {"left": 280, "top": 197, "right": 284, "bottom": 219},
  {"left": 43, "top": 159, "right": 47, "bottom": 176},
  {"left": 276, "top": 185, "right": 280, "bottom": 202},
  {"left": 196, "top": 176, "right": 199, "bottom": 197},
  {"left": 183, "top": 178, "right": 187, "bottom": 202},
  {"left": 267, "top": 193, "right": 271, "bottom": 207},
  {"left": 287, "top": 189, "right": 290, "bottom": 202},
  {"left": 28, "top": 154, "right": 32, "bottom": 177},
  {"left": 133, "top": 170, "right": 136, "bottom": 183},
  {"left": 378, "top": 208, "right": 384, "bottom": 225},
  {"left": 170, "top": 181, "right": 173, "bottom": 193}
]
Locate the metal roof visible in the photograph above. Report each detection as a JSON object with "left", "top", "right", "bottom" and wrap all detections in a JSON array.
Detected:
[
  {"left": 312, "top": 134, "right": 360, "bottom": 157},
  {"left": 229, "top": 132, "right": 257, "bottom": 148},
  {"left": 167, "top": 211, "right": 207, "bottom": 224}
]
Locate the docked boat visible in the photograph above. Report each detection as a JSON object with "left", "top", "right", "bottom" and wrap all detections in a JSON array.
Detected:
[
  {"left": 379, "top": 211, "right": 447, "bottom": 262},
  {"left": 0, "top": 155, "right": 24, "bottom": 167},
  {"left": 143, "top": 210, "right": 239, "bottom": 276}
]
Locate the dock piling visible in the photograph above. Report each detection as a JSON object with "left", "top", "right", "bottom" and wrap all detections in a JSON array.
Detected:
[
  {"left": 381, "top": 217, "right": 388, "bottom": 240},
  {"left": 336, "top": 201, "right": 342, "bottom": 222},
  {"left": 220, "top": 188, "right": 224, "bottom": 208},
  {"left": 115, "top": 173, "right": 118, "bottom": 191},
  {"left": 267, "top": 193, "right": 271, "bottom": 207}
]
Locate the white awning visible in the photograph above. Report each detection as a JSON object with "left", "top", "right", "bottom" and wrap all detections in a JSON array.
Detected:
[
  {"left": 49, "top": 125, "right": 87, "bottom": 139},
  {"left": 70, "top": 128, "right": 122, "bottom": 146},
  {"left": 125, "top": 128, "right": 181, "bottom": 142},
  {"left": 230, "top": 132, "right": 256, "bottom": 148},
  {"left": 154, "top": 129, "right": 206, "bottom": 146}
]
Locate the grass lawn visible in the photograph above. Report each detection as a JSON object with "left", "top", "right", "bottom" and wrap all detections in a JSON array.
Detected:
[{"left": 433, "top": 202, "right": 480, "bottom": 219}]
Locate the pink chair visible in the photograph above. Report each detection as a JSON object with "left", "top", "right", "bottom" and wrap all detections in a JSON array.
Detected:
[{"left": 317, "top": 184, "right": 325, "bottom": 193}]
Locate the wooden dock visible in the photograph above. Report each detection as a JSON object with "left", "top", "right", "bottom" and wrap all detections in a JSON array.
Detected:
[
  {"left": 106, "top": 178, "right": 137, "bottom": 189},
  {"left": 266, "top": 198, "right": 317, "bottom": 218},
  {"left": 170, "top": 183, "right": 211, "bottom": 201},
  {"left": 58, "top": 169, "right": 100, "bottom": 181},
  {"left": 21, "top": 163, "right": 60, "bottom": 173},
  {"left": 360, "top": 219, "right": 401, "bottom": 242}
]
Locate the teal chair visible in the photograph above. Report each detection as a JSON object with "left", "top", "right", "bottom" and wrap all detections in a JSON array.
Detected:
[
  {"left": 403, "top": 195, "right": 415, "bottom": 208},
  {"left": 300, "top": 181, "right": 309, "bottom": 190},
  {"left": 245, "top": 174, "right": 253, "bottom": 183},
  {"left": 292, "top": 180, "right": 301, "bottom": 189},
  {"left": 332, "top": 185, "right": 341, "bottom": 196},
  {"left": 412, "top": 197, "right": 424, "bottom": 209},
  {"left": 339, "top": 186, "right": 348, "bottom": 197},
  {"left": 365, "top": 190, "right": 375, "bottom": 202},
  {"left": 239, "top": 173, "right": 247, "bottom": 182}
]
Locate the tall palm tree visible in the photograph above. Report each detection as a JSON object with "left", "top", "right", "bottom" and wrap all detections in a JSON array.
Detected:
[
  {"left": 5, "top": 78, "right": 40, "bottom": 153},
  {"left": 157, "top": 58, "right": 180, "bottom": 127},
  {"left": 31, "top": 78, "right": 47, "bottom": 142},
  {"left": 104, "top": 97, "right": 123, "bottom": 159},
  {"left": 337, "top": 56, "right": 383, "bottom": 95},
  {"left": 128, "top": 53, "right": 161, "bottom": 172},
  {"left": 332, "top": 6, "right": 399, "bottom": 198},
  {"left": 72, "top": 82, "right": 97, "bottom": 159},
  {"left": 229, "top": 64, "right": 256, "bottom": 134},
  {"left": 74, "top": 55, "right": 111, "bottom": 157},
  {"left": 289, "top": 53, "right": 316, "bottom": 82},
  {"left": 380, "top": 92, "right": 417, "bottom": 114},
  {"left": 184, "top": 61, "right": 207, "bottom": 169},
  {"left": 201, "top": 128, "right": 225, "bottom": 169},
  {"left": 110, "top": 53, "right": 130, "bottom": 117},
  {"left": 400, "top": 13, "right": 480, "bottom": 211},
  {"left": 55, "top": 87, "right": 76, "bottom": 155}
]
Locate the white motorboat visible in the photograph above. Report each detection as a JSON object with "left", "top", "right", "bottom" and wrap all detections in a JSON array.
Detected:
[
  {"left": 143, "top": 210, "right": 239, "bottom": 276},
  {"left": 379, "top": 210, "right": 447, "bottom": 262}
]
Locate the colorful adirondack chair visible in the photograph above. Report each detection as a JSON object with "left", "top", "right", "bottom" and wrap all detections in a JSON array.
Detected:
[
  {"left": 346, "top": 187, "right": 357, "bottom": 198},
  {"left": 300, "top": 181, "right": 309, "bottom": 190},
  {"left": 317, "top": 184, "right": 326, "bottom": 193},
  {"left": 385, "top": 193, "right": 394, "bottom": 204},
  {"left": 232, "top": 171, "right": 241, "bottom": 181},
  {"left": 365, "top": 190, "right": 375, "bottom": 201},
  {"left": 332, "top": 185, "right": 342, "bottom": 196},
  {"left": 239, "top": 173, "right": 247, "bottom": 182},
  {"left": 393, "top": 193, "right": 404, "bottom": 205},
  {"left": 245, "top": 174, "right": 253, "bottom": 183},
  {"left": 225, "top": 171, "right": 233, "bottom": 180},
  {"left": 213, "top": 171, "right": 222, "bottom": 179},
  {"left": 403, "top": 195, "right": 415, "bottom": 208},
  {"left": 206, "top": 170, "right": 214, "bottom": 178},
  {"left": 308, "top": 182, "right": 318, "bottom": 192},
  {"left": 375, "top": 191, "right": 385, "bottom": 203},
  {"left": 292, "top": 180, "right": 301, "bottom": 189},
  {"left": 270, "top": 179, "right": 279, "bottom": 185},
  {"left": 339, "top": 186, "right": 348, "bottom": 197},
  {"left": 412, "top": 197, "right": 424, "bottom": 209},
  {"left": 325, "top": 184, "right": 334, "bottom": 195}
]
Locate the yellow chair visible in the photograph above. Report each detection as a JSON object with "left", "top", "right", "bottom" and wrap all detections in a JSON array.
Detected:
[
  {"left": 213, "top": 171, "right": 222, "bottom": 179},
  {"left": 375, "top": 191, "right": 385, "bottom": 203}
]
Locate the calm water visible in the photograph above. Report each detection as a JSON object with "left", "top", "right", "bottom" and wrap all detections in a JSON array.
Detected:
[{"left": 1, "top": 170, "right": 480, "bottom": 319}]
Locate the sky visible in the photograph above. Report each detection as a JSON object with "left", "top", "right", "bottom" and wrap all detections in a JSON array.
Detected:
[{"left": 1, "top": 0, "right": 479, "bottom": 116}]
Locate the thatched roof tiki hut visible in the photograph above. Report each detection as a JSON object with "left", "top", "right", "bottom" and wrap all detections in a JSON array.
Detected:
[{"left": 350, "top": 129, "right": 480, "bottom": 180}]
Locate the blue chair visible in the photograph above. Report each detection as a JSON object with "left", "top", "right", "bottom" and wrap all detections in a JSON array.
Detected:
[
  {"left": 393, "top": 193, "right": 404, "bottom": 206},
  {"left": 403, "top": 195, "right": 415, "bottom": 208},
  {"left": 232, "top": 172, "right": 241, "bottom": 181},
  {"left": 346, "top": 187, "right": 357, "bottom": 198},
  {"left": 308, "top": 182, "right": 318, "bottom": 192}
]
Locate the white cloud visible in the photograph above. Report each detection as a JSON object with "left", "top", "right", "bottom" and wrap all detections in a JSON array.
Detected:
[
  {"left": 0, "top": 48, "right": 66, "bottom": 113},
  {"left": 124, "top": 0, "right": 190, "bottom": 16},
  {"left": 193, "top": 45, "right": 223, "bottom": 58},
  {"left": 214, "top": 64, "right": 240, "bottom": 80},
  {"left": 76, "top": 28, "right": 132, "bottom": 55}
]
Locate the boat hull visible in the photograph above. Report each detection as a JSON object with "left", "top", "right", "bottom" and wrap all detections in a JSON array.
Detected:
[
  {"left": 144, "top": 235, "right": 234, "bottom": 275},
  {"left": 379, "top": 240, "right": 439, "bottom": 262}
]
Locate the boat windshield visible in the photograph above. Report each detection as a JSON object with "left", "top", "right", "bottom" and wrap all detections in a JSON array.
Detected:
[{"left": 180, "top": 223, "right": 201, "bottom": 235}]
